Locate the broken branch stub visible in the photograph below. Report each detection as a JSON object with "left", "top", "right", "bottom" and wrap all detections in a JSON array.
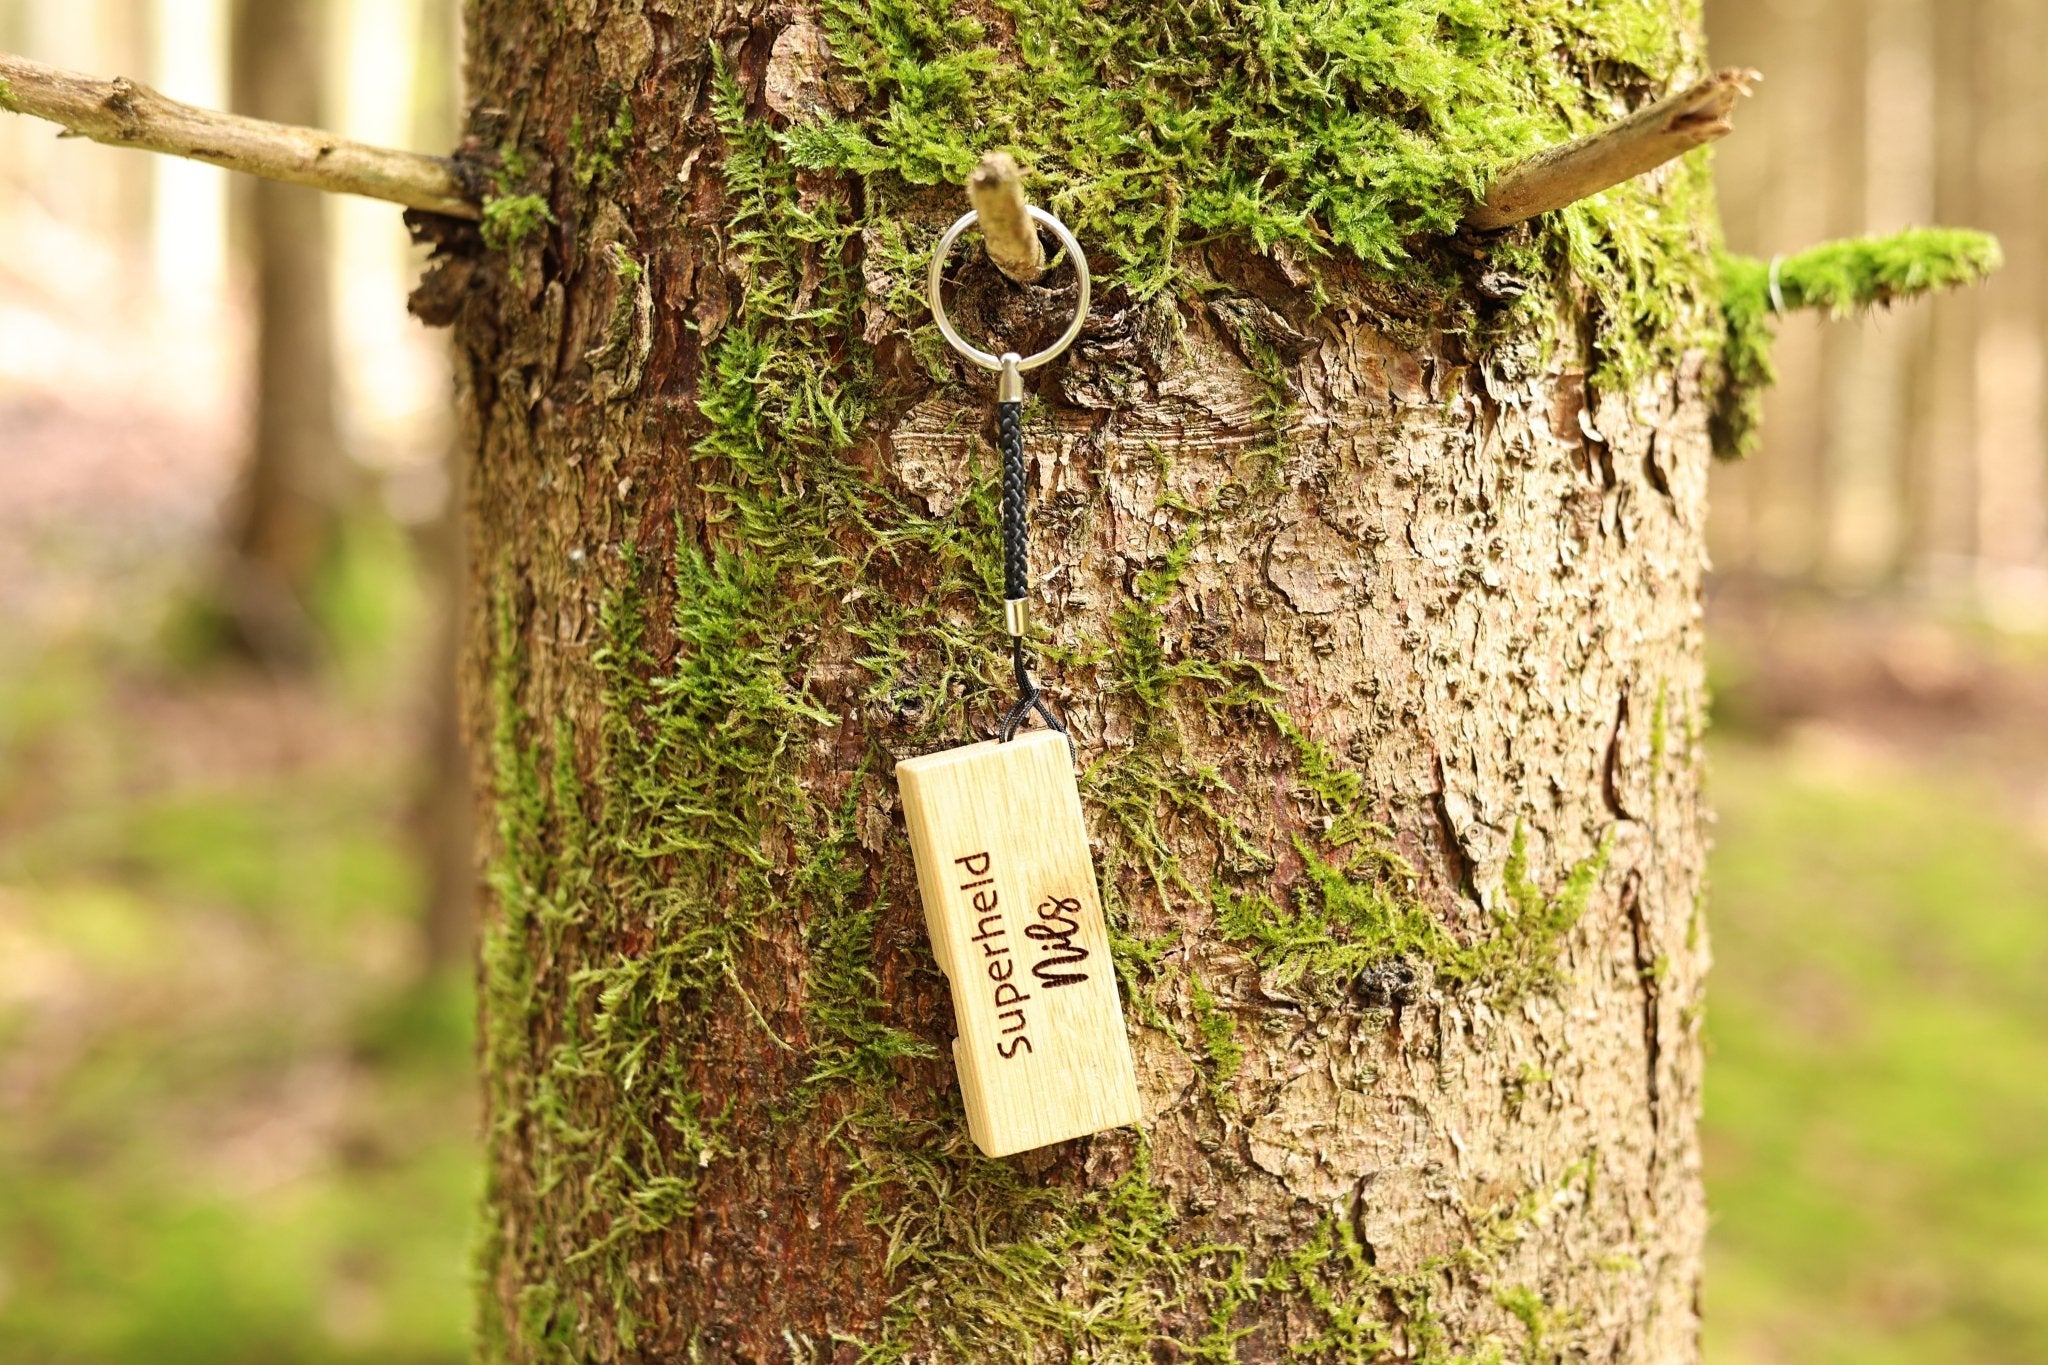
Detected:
[
  {"left": 965, "top": 152, "right": 1047, "bottom": 287},
  {"left": 1467, "top": 68, "right": 1760, "bottom": 232}
]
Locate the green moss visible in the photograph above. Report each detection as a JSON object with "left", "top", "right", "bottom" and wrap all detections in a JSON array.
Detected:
[
  {"left": 1110, "top": 524, "right": 1222, "bottom": 720},
  {"left": 793, "top": 778, "right": 936, "bottom": 1100},
  {"left": 1256, "top": 1219, "right": 1412, "bottom": 1361},
  {"left": 477, "top": 540, "right": 848, "bottom": 1351},
  {"left": 477, "top": 54, "right": 945, "bottom": 1354},
  {"left": 776, "top": 0, "right": 1727, "bottom": 389},
  {"left": 804, "top": 0, "right": 1659, "bottom": 278},
  {"left": 1189, "top": 974, "right": 1244, "bottom": 1085},
  {"left": 1494, "top": 1284, "right": 1568, "bottom": 1363},
  {"left": 1491, "top": 823, "right": 1608, "bottom": 992},
  {"left": 479, "top": 141, "right": 558, "bottom": 259},
  {"left": 1215, "top": 842, "right": 1431, "bottom": 997},
  {"left": 475, "top": 591, "right": 550, "bottom": 1358},
  {"left": 487, "top": 536, "right": 1608, "bottom": 1345},
  {"left": 1712, "top": 228, "right": 2003, "bottom": 457},
  {"left": 1246, "top": 1212, "right": 1523, "bottom": 1363},
  {"left": 1263, "top": 703, "right": 1372, "bottom": 845},
  {"left": 693, "top": 58, "right": 877, "bottom": 550},
  {"left": 1207, "top": 694, "right": 1608, "bottom": 1002},
  {"left": 0, "top": 79, "right": 17, "bottom": 112},
  {"left": 1213, "top": 823, "right": 1604, "bottom": 1002},
  {"left": 844, "top": 1135, "right": 1590, "bottom": 1361},
  {"left": 1505, "top": 1061, "right": 1553, "bottom": 1117},
  {"left": 1210, "top": 307, "right": 1299, "bottom": 468},
  {"left": 1247, "top": 1162, "right": 1596, "bottom": 1365},
  {"left": 571, "top": 92, "right": 635, "bottom": 191},
  {"left": 1725, "top": 228, "right": 2002, "bottom": 318},
  {"left": 480, "top": 192, "right": 554, "bottom": 253},
  {"left": 847, "top": 1136, "right": 1240, "bottom": 1360}
]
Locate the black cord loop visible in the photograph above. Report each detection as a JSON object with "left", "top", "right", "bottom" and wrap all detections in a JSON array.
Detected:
[
  {"left": 927, "top": 205, "right": 1091, "bottom": 754},
  {"left": 994, "top": 396, "right": 1069, "bottom": 749},
  {"left": 999, "top": 636, "right": 1068, "bottom": 745}
]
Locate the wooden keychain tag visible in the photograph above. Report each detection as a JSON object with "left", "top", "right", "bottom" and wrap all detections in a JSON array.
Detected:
[
  {"left": 908, "top": 202, "right": 1135, "bottom": 1156},
  {"left": 896, "top": 729, "right": 1141, "bottom": 1157}
]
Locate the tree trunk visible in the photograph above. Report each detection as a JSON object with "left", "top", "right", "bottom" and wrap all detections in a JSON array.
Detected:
[
  {"left": 415, "top": 491, "right": 477, "bottom": 973},
  {"left": 448, "top": 2, "right": 1714, "bottom": 1358},
  {"left": 218, "top": 0, "right": 344, "bottom": 668},
  {"left": 414, "top": 0, "right": 478, "bottom": 975}
]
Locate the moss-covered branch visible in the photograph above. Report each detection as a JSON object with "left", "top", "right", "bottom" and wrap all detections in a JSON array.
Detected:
[
  {"left": 1712, "top": 227, "right": 2003, "bottom": 458},
  {"left": 0, "top": 49, "right": 481, "bottom": 219},
  {"left": 1723, "top": 228, "right": 2003, "bottom": 318}
]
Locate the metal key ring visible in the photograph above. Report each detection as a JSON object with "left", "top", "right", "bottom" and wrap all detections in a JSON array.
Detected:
[{"left": 926, "top": 205, "right": 1091, "bottom": 372}]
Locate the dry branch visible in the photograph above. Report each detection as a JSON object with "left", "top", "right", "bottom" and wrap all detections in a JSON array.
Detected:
[
  {"left": 0, "top": 50, "right": 480, "bottom": 220},
  {"left": 1467, "top": 68, "right": 1760, "bottom": 232},
  {"left": 965, "top": 152, "right": 1045, "bottom": 286}
]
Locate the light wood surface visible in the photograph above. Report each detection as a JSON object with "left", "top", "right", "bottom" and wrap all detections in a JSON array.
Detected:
[
  {"left": 1466, "top": 68, "right": 1757, "bottom": 231},
  {"left": 965, "top": 151, "right": 1046, "bottom": 285},
  {"left": 896, "top": 730, "right": 1141, "bottom": 1157}
]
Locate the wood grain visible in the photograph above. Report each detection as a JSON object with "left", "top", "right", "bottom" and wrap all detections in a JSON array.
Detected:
[{"left": 896, "top": 731, "right": 1141, "bottom": 1157}]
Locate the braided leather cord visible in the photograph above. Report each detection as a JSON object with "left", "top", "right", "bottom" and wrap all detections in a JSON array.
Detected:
[
  {"left": 998, "top": 399, "right": 1028, "bottom": 601},
  {"left": 994, "top": 399, "right": 1070, "bottom": 748}
]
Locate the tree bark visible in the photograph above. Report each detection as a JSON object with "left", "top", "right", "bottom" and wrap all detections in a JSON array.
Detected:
[{"left": 451, "top": 2, "right": 1712, "bottom": 1359}]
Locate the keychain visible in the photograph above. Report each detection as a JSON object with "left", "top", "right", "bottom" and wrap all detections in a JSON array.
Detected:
[{"left": 894, "top": 204, "right": 1142, "bottom": 1158}]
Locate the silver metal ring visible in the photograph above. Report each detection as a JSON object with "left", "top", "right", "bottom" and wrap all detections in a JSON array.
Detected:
[{"left": 926, "top": 205, "right": 1091, "bottom": 372}]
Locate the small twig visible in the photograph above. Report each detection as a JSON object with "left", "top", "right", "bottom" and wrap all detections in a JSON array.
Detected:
[
  {"left": 966, "top": 152, "right": 1045, "bottom": 286},
  {"left": 0, "top": 50, "right": 480, "bottom": 219},
  {"left": 1467, "top": 68, "right": 1760, "bottom": 232}
]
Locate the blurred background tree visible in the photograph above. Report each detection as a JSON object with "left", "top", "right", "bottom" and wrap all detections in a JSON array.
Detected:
[
  {"left": 0, "top": 2, "right": 474, "bottom": 1361},
  {"left": 208, "top": 0, "right": 350, "bottom": 671},
  {"left": 1709, "top": 0, "right": 2048, "bottom": 609},
  {"left": 0, "top": 0, "right": 2041, "bottom": 1360}
]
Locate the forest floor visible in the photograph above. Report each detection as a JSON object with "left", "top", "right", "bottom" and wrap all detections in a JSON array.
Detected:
[
  {"left": 0, "top": 603, "right": 478, "bottom": 1363},
  {"left": 0, "top": 297, "right": 476, "bottom": 1361},
  {"left": 1, "top": 373, "right": 2046, "bottom": 1360},
  {"left": 1700, "top": 584, "right": 2048, "bottom": 1365}
]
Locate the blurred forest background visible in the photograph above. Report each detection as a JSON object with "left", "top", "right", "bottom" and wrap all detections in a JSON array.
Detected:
[{"left": 0, "top": 1, "right": 2044, "bottom": 1362}]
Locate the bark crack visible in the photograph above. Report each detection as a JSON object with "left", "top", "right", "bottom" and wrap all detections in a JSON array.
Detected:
[
  {"left": 1603, "top": 690, "right": 1638, "bottom": 822},
  {"left": 1619, "top": 868, "right": 1661, "bottom": 1145}
]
